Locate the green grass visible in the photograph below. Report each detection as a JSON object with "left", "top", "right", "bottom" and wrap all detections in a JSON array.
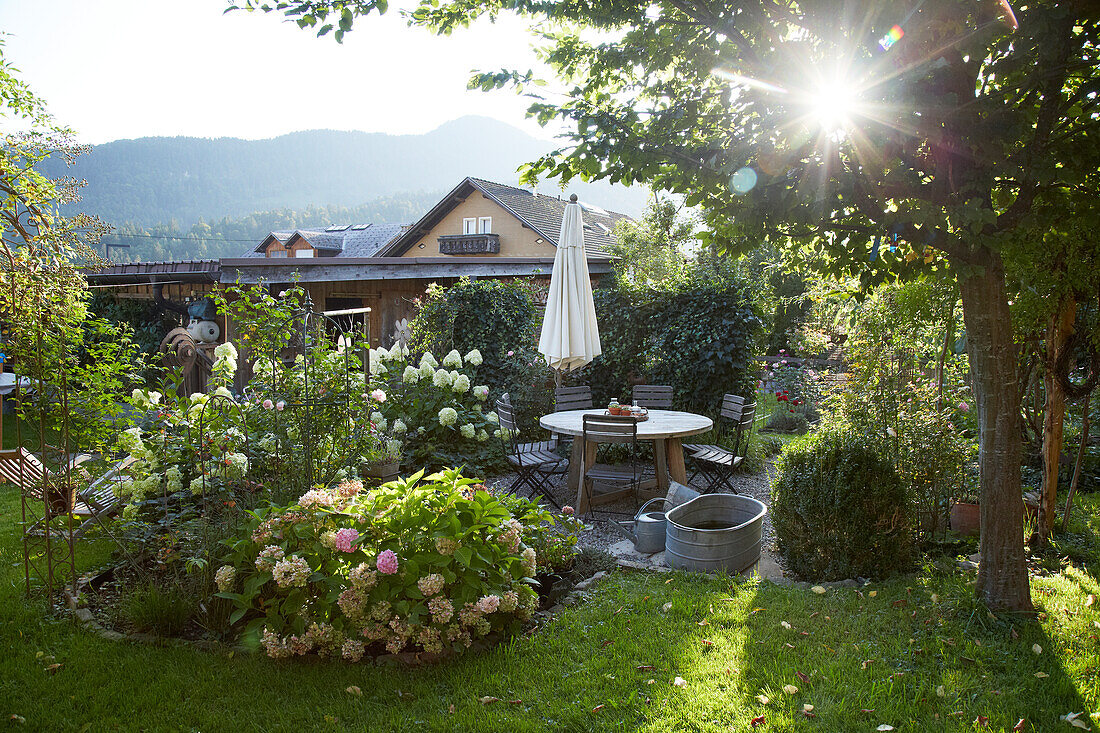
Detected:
[{"left": 5, "top": 483, "right": 1100, "bottom": 731}]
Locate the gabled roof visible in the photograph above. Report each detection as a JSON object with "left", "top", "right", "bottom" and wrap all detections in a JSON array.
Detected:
[
  {"left": 241, "top": 224, "right": 408, "bottom": 259},
  {"left": 376, "top": 177, "right": 630, "bottom": 259}
]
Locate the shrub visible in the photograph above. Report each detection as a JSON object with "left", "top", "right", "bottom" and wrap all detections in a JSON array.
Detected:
[
  {"left": 764, "top": 410, "right": 809, "bottom": 434},
  {"left": 771, "top": 429, "right": 912, "bottom": 580},
  {"left": 371, "top": 346, "right": 501, "bottom": 472},
  {"left": 217, "top": 469, "right": 568, "bottom": 660},
  {"left": 591, "top": 258, "right": 762, "bottom": 413},
  {"left": 408, "top": 278, "right": 550, "bottom": 430},
  {"left": 124, "top": 582, "right": 194, "bottom": 637}
]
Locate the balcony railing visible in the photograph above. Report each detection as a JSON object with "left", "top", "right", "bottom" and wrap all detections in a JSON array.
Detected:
[{"left": 437, "top": 234, "right": 501, "bottom": 255}]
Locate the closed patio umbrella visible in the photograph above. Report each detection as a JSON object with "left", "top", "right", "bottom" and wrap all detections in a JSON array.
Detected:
[{"left": 538, "top": 194, "right": 602, "bottom": 373}]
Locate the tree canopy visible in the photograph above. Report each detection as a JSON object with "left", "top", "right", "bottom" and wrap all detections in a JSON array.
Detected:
[{"left": 241, "top": 0, "right": 1099, "bottom": 612}]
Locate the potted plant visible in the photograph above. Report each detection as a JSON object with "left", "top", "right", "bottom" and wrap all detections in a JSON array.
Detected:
[
  {"left": 360, "top": 430, "right": 402, "bottom": 485},
  {"left": 949, "top": 483, "right": 981, "bottom": 537}
]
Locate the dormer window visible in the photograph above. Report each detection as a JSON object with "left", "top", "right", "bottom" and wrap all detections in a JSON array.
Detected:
[
  {"left": 268, "top": 250, "right": 288, "bottom": 258},
  {"left": 295, "top": 248, "right": 315, "bottom": 258}
]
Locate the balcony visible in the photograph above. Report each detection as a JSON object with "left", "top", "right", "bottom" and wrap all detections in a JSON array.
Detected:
[{"left": 437, "top": 234, "right": 501, "bottom": 255}]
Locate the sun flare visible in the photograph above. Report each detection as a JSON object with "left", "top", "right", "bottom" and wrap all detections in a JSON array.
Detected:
[{"left": 808, "top": 78, "right": 859, "bottom": 132}]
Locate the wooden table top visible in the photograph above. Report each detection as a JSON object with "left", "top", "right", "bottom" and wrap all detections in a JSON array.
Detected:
[{"left": 539, "top": 409, "right": 713, "bottom": 440}]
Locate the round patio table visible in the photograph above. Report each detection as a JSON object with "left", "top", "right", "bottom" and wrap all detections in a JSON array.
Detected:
[{"left": 539, "top": 409, "right": 713, "bottom": 513}]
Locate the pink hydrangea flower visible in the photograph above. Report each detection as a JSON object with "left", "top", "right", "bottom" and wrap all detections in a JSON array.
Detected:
[
  {"left": 262, "top": 399, "right": 274, "bottom": 410},
  {"left": 562, "top": 505, "right": 575, "bottom": 516},
  {"left": 477, "top": 594, "right": 501, "bottom": 614},
  {"left": 959, "top": 401, "right": 970, "bottom": 412},
  {"left": 507, "top": 350, "right": 514, "bottom": 356},
  {"left": 376, "top": 549, "right": 399, "bottom": 575},
  {"left": 276, "top": 400, "right": 286, "bottom": 411},
  {"left": 334, "top": 527, "right": 359, "bottom": 553},
  {"left": 371, "top": 389, "right": 387, "bottom": 403}
]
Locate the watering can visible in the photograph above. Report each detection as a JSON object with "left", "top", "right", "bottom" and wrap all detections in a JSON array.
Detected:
[{"left": 610, "top": 497, "right": 669, "bottom": 554}]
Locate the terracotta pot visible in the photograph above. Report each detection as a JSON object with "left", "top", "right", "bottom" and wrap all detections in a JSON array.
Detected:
[
  {"left": 949, "top": 502, "right": 981, "bottom": 537},
  {"left": 46, "top": 484, "right": 76, "bottom": 517}
]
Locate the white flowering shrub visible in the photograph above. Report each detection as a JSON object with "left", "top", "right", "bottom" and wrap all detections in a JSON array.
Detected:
[
  {"left": 371, "top": 346, "right": 499, "bottom": 471},
  {"left": 218, "top": 469, "right": 548, "bottom": 659}
]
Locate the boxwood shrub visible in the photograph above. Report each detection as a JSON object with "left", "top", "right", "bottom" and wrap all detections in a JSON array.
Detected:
[{"left": 771, "top": 428, "right": 912, "bottom": 580}]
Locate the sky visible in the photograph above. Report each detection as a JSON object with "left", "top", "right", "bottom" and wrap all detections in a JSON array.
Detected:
[{"left": 0, "top": 0, "right": 561, "bottom": 144}]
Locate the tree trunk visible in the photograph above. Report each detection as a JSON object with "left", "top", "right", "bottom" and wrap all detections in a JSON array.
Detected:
[
  {"left": 1040, "top": 298, "right": 1077, "bottom": 540},
  {"left": 956, "top": 252, "right": 1034, "bottom": 614}
]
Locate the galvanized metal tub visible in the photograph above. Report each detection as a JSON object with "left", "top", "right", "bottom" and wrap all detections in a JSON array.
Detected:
[{"left": 665, "top": 494, "right": 768, "bottom": 574}]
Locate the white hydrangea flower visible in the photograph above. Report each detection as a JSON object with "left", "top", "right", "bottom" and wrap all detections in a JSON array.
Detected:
[
  {"left": 374, "top": 346, "right": 390, "bottom": 362},
  {"left": 189, "top": 476, "right": 207, "bottom": 495},
  {"left": 442, "top": 350, "right": 463, "bottom": 368},
  {"left": 225, "top": 452, "right": 249, "bottom": 480},
  {"left": 433, "top": 369, "right": 453, "bottom": 388},
  {"left": 452, "top": 374, "right": 471, "bottom": 394},
  {"left": 213, "top": 342, "right": 238, "bottom": 360},
  {"left": 165, "top": 466, "right": 183, "bottom": 494},
  {"left": 392, "top": 419, "right": 407, "bottom": 434},
  {"left": 460, "top": 424, "right": 475, "bottom": 439},
  {"left": 118, "top": 427, "right": 145, "bottom": 454},
  {"left": 419, "top": 362, "right": 435, "bottom": 379},
  {"left": 420, "top": 352, "right": 438, "bottom": 369},
  {"left": 370, "top": 412, "right": 388, "bottom": 432},
  {"left": 486, "top": 412, "right": 499, "bottom": 425},
  {"left": 476, "top": 429, "right": 490, "bottom": 443},
  {"left": 402, "top": 365, "right": 420, "bottom": 384},
  {"left": 464, "top": 349, "right": 483, "bottom": 366},
  {"left": 213, "top": 386, "right": 234, "bottom": 400},
  {"left": 472, "top": 385, "right": 489, "bottom": 401},
  {"left": 438, "top": 407, "right": 458, "bottom": 427},
  {"left": 385, "top": 439, "right": 402, "bottom": 457}
]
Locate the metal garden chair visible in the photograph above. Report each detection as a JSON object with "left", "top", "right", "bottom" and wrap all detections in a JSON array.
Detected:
[
  {"left": 684, "top": 395, "right": 756, "bottom": 494},
  {"left": 495, "top": 393, "right": 564, "bottom": 508},
  {"left": 581, "top": 414, "right": 644, "bottom": 520},
  {"left": 631, "top": 384, "right": 673, "bottom": 409}
]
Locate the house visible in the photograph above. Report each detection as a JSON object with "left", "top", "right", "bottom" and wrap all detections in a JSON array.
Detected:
[{"left": 87, "top": 177, "right": 630, "bottom": 347}]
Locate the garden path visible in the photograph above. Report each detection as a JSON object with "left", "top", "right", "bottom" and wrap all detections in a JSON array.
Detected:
[{"left": 485, "top": 460, "right": 782, "bottom": 577}]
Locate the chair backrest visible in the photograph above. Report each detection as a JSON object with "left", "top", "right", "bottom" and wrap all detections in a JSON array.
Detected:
[
  {"left": 81, "top": 455, "right": 138, "bottom": 510},
  {"left": 731, "top": 401, "right": 757, "bottom": 455},
  {"left": 555, "top": 385, "right": 593, "bottom": 412},
  {"left": 632, "top": 384, "right": 673, "bottom": 409},
  {"left": 720, "top": 394, "right": 746, "bottom": 420},
  {"left": 582, "top": 414, "right": 638, "bottom": 445},
  {"left": 0, "top": 448, "right": 48, "bottom": 495}
]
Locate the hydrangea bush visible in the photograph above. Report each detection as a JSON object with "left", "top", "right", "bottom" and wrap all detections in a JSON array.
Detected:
[
  {"left": 216, "top": 469, "right": 552, "bottom": 659},
  {"left": 369, "top": 346, "right": 501, "bottom": 471}
]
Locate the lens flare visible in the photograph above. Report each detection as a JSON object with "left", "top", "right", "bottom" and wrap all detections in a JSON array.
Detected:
[
  {"left": 878, "top": 24, "right": 904, "bottom": 51},
  {"left": 809, "top": 79, "right": 858, "bottom": 131},
  {"left": 730, "top": 167, "right": 758, "bottom": 194}
]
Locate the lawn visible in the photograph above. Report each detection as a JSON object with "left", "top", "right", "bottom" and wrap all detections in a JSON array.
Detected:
[{"left": 4, "top": 481, "right": 1100, "bottom": 731}]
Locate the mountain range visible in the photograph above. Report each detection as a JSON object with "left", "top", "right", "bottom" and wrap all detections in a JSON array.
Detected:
[{"left": 45, "top": 116, "right": 648, "bottom": 232}]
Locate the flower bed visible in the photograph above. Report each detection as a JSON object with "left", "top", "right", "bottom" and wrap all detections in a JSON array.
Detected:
[{"left": 216, "top": 468, "right": 580, "bottom": 660}]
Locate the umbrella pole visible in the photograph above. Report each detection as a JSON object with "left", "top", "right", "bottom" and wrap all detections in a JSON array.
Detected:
[{"left": 554, "top": 369, "right": 563, "bottom": 389}]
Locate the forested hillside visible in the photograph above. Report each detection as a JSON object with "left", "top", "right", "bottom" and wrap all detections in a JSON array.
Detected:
[
  {"left": 46, "top": 116, "right": 647, "bottom": 237},
  {"left": 96, "top": 193, "right": 440, "bottom": 262}
]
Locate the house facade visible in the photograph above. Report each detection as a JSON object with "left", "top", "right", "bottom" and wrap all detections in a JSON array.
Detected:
[{"left": 88, "top": 177, "right": 629, "bottom": 348}]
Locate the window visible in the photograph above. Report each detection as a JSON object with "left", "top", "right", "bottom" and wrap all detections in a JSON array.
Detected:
[
  {"left": 478, "top": 217, "right": 492, "bottom": 234},
  {"left": 268, "top": 250, "right": 288, "bottom": 258},
  {"left": 463, "top": 218, "right": 477, "bottom": 235},
  {"left": 294, "top": 248, "right": 315, "bottom": 258}
]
